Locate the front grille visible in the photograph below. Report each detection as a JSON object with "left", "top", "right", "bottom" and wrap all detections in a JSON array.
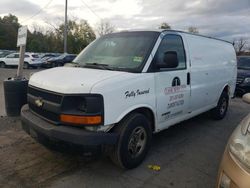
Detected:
[
  {"left": 236, "top": 77, "right": 244, "bottom": 85},
  {"left": 28, "top": 86, "right": 62, "bottom": 104},
  {"left": 28, "top": 86, "right": 62, "bottom": 123},
  {"left": 29, "top": 103, "right": 59, "bottom": 123}
]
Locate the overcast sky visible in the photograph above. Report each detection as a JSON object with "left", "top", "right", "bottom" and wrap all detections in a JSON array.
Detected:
[{"left": 0, "top": 0, "right": 249, "bottom": 42}]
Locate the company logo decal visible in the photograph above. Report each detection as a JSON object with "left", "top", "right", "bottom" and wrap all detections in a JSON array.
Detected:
[
  {"left": 125, "top": 89, "right": 150, "bottom": 98},
  {"left": 164, "top": 85, "right": 186, "bottom": 95},
  {"left": 35, "top": 98, "right": 44, "bottom": 107},
  {"left": 172, "top": 77, "right": 181, "bottom": 86}
]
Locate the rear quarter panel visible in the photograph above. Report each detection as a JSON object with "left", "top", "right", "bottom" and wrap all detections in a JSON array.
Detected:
[{"left": 183, "top": 33, "right": 236, "bottom": 110}]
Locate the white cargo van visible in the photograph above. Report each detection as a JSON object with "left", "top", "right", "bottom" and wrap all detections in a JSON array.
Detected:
[{"left": 21, "top": 30, "right": 237, "bottom": 169}]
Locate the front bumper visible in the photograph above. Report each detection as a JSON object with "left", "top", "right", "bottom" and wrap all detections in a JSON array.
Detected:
[
  {"left": 21, "top": 104, "right": 118, "bottom": 147},
  {"left": 217, "top": 148, "right": 250, "bottom": 188}
]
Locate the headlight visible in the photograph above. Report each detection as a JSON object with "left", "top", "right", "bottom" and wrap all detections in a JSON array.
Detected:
[
  {"left": 61, "top": 95, "right": 104, "bottom": 126},
  {"left": 77, "top": 98, "right": 86, "bottom": 112},
  {"left": 243, "top": 77, "right": 250, "bottom": 84},
  {"left": 229, "top": 114, "right": 250, "bottom": 168}
]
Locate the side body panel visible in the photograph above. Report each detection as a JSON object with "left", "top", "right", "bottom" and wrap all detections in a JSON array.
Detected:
[{"left": 182, "top": 33, "right": 237, "bottom": 112}]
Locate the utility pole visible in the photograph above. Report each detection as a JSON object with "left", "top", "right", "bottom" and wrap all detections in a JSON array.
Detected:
[{"left": 64, "top": 0, "right": 68, "bottom": 53}]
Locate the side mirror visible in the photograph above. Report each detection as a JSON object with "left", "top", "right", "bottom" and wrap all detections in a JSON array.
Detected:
[
  {"left": 242, "top": 93, "right": 250, "bottom": 104},
  {"left": 157, "top": 51, "right": 179, "bottom": 69}
]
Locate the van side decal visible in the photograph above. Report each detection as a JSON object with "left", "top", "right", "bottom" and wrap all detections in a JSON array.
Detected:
[
  {"left": 125, "top": 88, "right": 150, "bottom": 99},
  {"left": 164, "top": 85, "right": 186, "bottom": 95},
  {"left": 172, "top": 77, "right": 181, "bottom": 86},
  {"left": 168, "top": 100, "right": 184, "bottom": 109}
]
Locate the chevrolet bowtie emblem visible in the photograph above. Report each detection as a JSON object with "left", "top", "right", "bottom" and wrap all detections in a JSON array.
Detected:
[{"left": 35, "top": 98, "right": 43, "bottom": 107}]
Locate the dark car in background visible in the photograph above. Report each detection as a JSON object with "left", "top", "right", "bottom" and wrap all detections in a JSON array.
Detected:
[
  {"left": 236, "top": 56, "right": 250, "bottom": 96},
  {"left": 42, "top": 54, "right": 77, "bottom": 68},
  {"left": 41, "top": 53, "right": 60, "bottom": 59}
]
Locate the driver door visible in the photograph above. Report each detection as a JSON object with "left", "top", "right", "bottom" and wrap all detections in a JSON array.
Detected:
[{"left": 153, "top": 34, "right": 191, "bottom": 130}]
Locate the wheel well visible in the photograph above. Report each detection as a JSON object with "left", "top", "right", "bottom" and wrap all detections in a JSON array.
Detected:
[
  {"left": 223, "top": 85, "right": 230, "bottom": 96},
  {"left": 117, "top": 107, "right": 155, "bottom": 132}
]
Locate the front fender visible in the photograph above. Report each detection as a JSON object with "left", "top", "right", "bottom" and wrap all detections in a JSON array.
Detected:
[{"left": 115, "top": 104, "right": 156, "bottom": 125}]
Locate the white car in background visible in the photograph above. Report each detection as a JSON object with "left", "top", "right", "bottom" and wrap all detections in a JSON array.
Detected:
[{"left": 0, "top": 52, "right": 42, "bottom": 69}]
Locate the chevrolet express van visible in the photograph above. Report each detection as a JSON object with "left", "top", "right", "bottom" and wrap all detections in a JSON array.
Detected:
[{"left": 21, "top": 30, "right": 237, "bottom": 169}]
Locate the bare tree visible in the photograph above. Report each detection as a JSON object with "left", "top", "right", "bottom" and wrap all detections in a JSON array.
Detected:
[
  {"left": 159, "top": 22, "right": 171, "bottom": 29},
  {"left": 233, "top": 38, "right": 248, "bottom": 55},
  {"left": 188, "top": 26, "right": 199, "bottom": 34},
  {"left": 96, "top": 20, "right": 115, "bottom": 37}
]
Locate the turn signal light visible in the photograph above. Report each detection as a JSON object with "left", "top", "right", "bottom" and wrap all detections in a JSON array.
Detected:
[{"left": 60, "top": 114, "right": 102, "bottom": 125}]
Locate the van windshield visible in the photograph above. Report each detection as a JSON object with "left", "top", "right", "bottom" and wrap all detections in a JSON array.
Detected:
[{"left": 73, "top": 31, "right": 159, "bottom": 72}]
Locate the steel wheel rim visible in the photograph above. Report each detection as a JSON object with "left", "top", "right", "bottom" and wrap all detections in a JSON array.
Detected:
[
  {"left": 128, "top": 126, "right": 147, "bottom": 158},
  {"left": 220, "top": 98, "right": 227, "bottom": 115}
]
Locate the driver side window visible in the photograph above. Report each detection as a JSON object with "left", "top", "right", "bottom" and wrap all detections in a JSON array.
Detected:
[{"left": 154, "top": 34, "right": 186, "bottom": 71}]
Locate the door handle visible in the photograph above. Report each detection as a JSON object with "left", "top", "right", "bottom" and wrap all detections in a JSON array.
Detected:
[{"left": 187, "top": 72, "right": 190, "bottom": 85}]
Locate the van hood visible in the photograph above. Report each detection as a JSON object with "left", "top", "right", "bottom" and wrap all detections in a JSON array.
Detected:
[{"left": 29, "top": 67, "right": 126, "bottom": 94}]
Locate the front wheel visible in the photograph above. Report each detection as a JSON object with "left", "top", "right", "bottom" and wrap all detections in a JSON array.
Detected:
[
  {"left": 211, "top": 91, "right": 229, "bottom": 120},
  {"left": 110, "top": 113, "right": 152, "bottom": 169}
]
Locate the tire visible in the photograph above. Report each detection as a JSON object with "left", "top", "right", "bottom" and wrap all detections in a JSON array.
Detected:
[
  {"left": 23, "top": 62, "right": 30, "bottom": 69},
  {"left": 110, "top": 113, "right": 152, "bottom": 169},
  {"left": 58, "top": 62, "right": 63, "bottom": 67},
  {"left": 0, "top": 62, "right": 6, "bottom": 68},
  {"left": 211, "top": 91, "right": 229, "bottom": 120},
  {"left": 51, "top": 62, "right": 57, "bottom": 68}
]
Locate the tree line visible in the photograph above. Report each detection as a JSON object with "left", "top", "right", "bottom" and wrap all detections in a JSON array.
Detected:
[
  {"left": 0, "top": 14, "right": 115, "bottom": 54},
  {"left": 0, "top": 14, "right": 249, "bottom": 55}
]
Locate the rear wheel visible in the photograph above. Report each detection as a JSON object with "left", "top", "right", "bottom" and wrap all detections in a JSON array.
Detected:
[
  {"left": 110, "top": 113, "right": 152, "bottom": 169},
  {"left": 0, "top": 62, "right": 6, "bottom": 68},
  {"left": 211, "top": 91, "right": 229, "bottom": 120}
]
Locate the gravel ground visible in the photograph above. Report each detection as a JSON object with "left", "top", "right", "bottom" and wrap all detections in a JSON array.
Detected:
[{"left": 0, "top": 67, "right": 249, "bottom": 188}]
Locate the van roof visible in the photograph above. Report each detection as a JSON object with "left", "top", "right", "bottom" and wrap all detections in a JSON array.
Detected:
[{"left": 118, "top": 29, "right": 233, "bottom": 45}]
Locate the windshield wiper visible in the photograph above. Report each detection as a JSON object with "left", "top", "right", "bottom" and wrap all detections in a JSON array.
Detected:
[
  {"left": 64, "top": 62, "right": 80, "bottom": 67},
  {"left": 84, "top": 63, "right": 115, "bottom": 70},
  {"left": 80, "top": 62, "right": 130, "bottom": 72}
]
